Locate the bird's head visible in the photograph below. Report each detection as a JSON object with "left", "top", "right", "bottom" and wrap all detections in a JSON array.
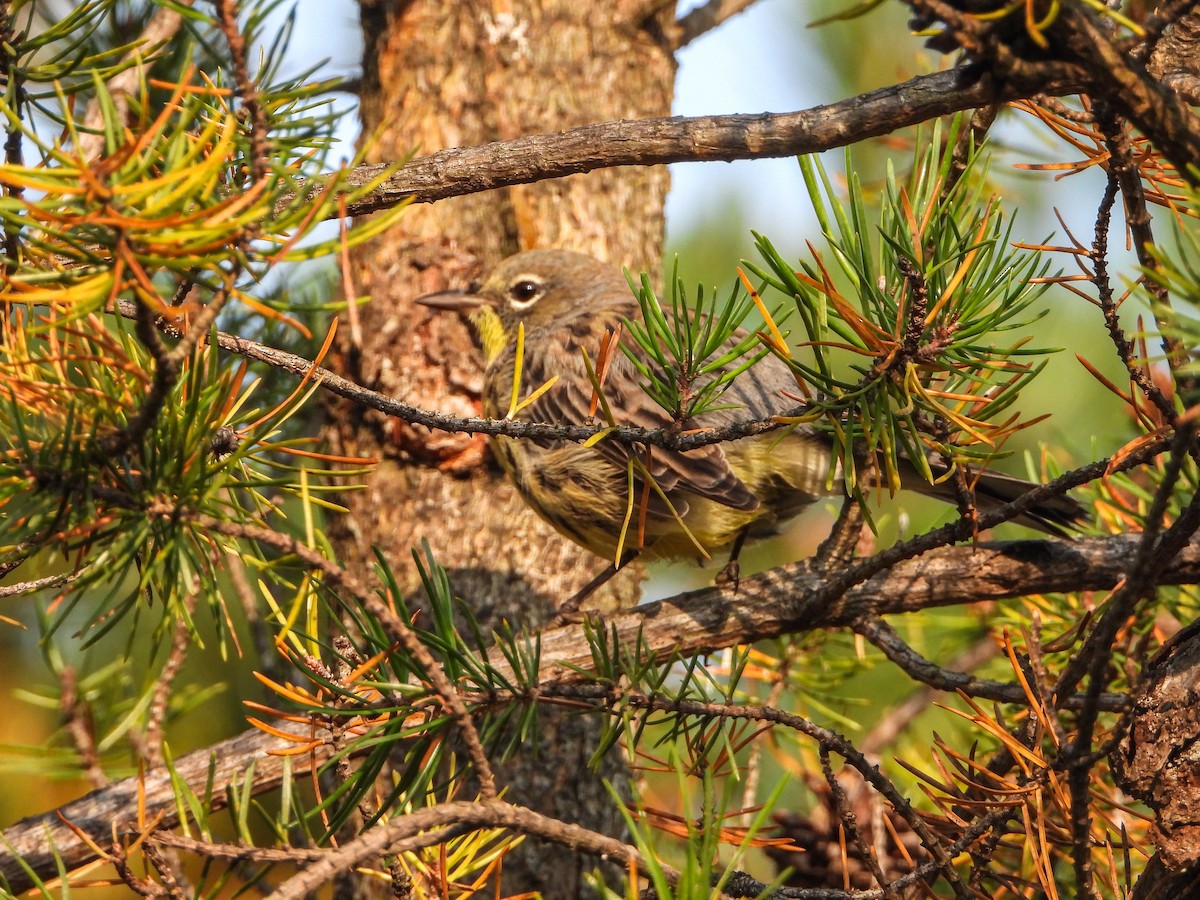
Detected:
[{"left": 417, "top": 249, "right": 631, "bottom": 365}]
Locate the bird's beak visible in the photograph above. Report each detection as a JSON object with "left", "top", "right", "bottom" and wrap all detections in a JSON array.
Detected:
[{"left": 415, "top": 288, "right": 484, "bottom": 312}]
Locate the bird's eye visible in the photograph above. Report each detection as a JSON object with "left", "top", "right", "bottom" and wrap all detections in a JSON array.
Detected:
[{"left": 508, "top": 278, "right": 542, "bottom": 307}]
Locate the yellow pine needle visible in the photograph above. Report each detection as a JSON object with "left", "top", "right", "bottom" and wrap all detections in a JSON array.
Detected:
[
  {"left": 254, "top": 441, "right": 378, "bottom": 465},
  {"left": 245, "top": 718, "right": 324, "bottom": 751},
  {"left": 225, "top": 289, "right": 310, "bottom": 336},
  {"left": 1076, "top": 353, "right": 1136, "bottom": 405},
  {"left": 905, "top": 368, "right": 994, "bottom": 445},
  {"left": 583, "top": 425, "right": 617, "bottom": 448},
  {"left": 260, "top": 572, "right": 311, "bottom": 657},
  {"left": 913, "top": 185, "right": 946, "bottom": 261},
  {"left": 1028, "top": 0, "right": 1060, "bottom": 47},
  {"left": 927, "top": 199, "right": 995, "bottom": 324},
  {"left": 1021, "top": 802, "right": 1057, "bottom": 898},
  {"left": 799, "top": 253, "right": 893, "bottom": 347},
  {"left": 1075, "top": 0, "right": 1143, "bottom": 35},
  {"left": 1003, "top": 629, "right": 1059, "bottom": 748},
  {"left": 298, "top": 469, "right": 322, "bottom": 656},
  {"left": 243, "top": 320, "right": 341, "bottom": 431},
  {"left": 246, "top": 676, "right": 321, "bottom": 709},
  {"left": 951, "top": 691, "right": 1049, "bottom": 772},
  {"left": 636, "top": 446, "right": 653, "bottom": 552},
  {"left": 0, "top": 170, "right": 90, "bottom": 194},
  {"left": 972, "top": 0, "right": 1024, "bottom": 19},
  {"left": 631, "top": 451, "right": 709, "bottom": 560},
  {"left": 507, "top": 321, "right": 526, "bottom": 419},
  {"left": 343, "top": 646, "right": 396, "bottom": 687},
  {"left": 2, "top": 271, "right": 115, "bottom": 307},
  {"left": 614, "top": 456, "right": 638, "bottom": 563},
  {"left": 877, "top": 421, "right": 902, "bottom": 494},
  {"left": 924, "top": 385, "right": 1011, "bottom": 407},
  {"left": 511, "top": 374, "right": 559, "bottom": 416},
  {"left": 738, "top": 267, "right": 789, "bottom": 357}
]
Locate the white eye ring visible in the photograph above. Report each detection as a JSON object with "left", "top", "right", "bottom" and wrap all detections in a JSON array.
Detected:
[{"left": 507, "top": 276, "right": 543, "bottom": 310}]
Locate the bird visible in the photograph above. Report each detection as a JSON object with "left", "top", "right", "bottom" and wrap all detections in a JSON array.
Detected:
[{"left": 418, "top": 249, "right": 1082, "bottom": 604}]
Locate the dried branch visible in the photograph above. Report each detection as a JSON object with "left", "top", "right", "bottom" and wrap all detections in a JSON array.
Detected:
[
  {"left": 266, "top": 799, "right": 678, "bottom": 900},
  {"left": 1093, "top": 103, "right": 1186, "bottom": 383},
  {"left": 671, "top": 0, "right": 762, "bottom": 49},
  {"left": 524, "top": 529, "right": 1199, "bottom": 687},
  {"left": 854, "top": 616, "right": 1127, "bottom": 713},
  {"left": 140, "top": 602, "right": 195, "bottom": 768},
  {"left": 77, "top": 2, "right": 192, "bottom": 160},
  {"left": 905, "top": 0, "right": 1200, "bottom": 183},
  {"left": 111, "top": 297, "right": 798, "bottom": 452},
  {"left": 59, "top": 667, "right": 106, "bottom": 791},
  {"left": 214, "top": 0, "right": 269, "bottom": 181},
  {"left": 303, "top": 66, "right": 1082, "bottom": 219},
  {"left": 820, "top": 746, "right": 902, "bottom": 900},
  {"left": 149, "top": 831, "right": 324, "bottom": 864},
  {"left": 1090, "top": 165, "right": 1176, "bottom": 425}
]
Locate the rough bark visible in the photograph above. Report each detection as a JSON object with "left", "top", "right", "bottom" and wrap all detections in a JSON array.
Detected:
[
  {"left": 1116, "top": 623, "right": 1200, "bottom": 871},
  {"left": 325, "top": 3, "right": 676, "bottom": 895}
]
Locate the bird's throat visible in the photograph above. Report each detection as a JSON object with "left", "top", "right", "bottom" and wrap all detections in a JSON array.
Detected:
[{"left": 470, "top": 307, "right": 510, "bottom": 367}]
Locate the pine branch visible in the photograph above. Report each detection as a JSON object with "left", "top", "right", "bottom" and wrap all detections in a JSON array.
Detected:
[
  {"left": 0, "top": 720, "right": 333, "bottom": 893},
  {"left": 293, "top": 66, "right": 1083, "bottom": 218},
  {"left": 8, "top": 529, "right": 1200, "bottom": 893}
]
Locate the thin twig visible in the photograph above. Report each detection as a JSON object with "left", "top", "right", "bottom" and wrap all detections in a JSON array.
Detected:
[
  {"left": 0, "top": 570, "right": 78, "bottom": 598},
  {"left": 214, "top": 0, "right": 269, "bottom": 182},
  {"left": 1089, "top": 163, "right": 1176, "bottom": 425},
  {"left": 141, "top": 594, "right": 196, "bottom": 768},
  {"left": 671, "top": 0, "right": 762, "bottom": 49},
  {"left": 265, "top": 799, "right": 678, "bottom": 900},
  {"left": 1093, "top": 103, "right": 1187, "bottom": 382},
  {"left": 820, "top": 747, "right": 901, "bottom": 900},
  {"left": 149, "top": 831, "right": 324, "bottom": 864},
  {"left": 111, "top": 296, "right": 799, "bottom": 450},
  {"left": 141, "top": 841, "right": 189, "bottom": 900},
  {"left": 854, "top": 617, "right": 1126, "bottom": 714},
  {"left": 59, "top": 667, "right": 107, "bottom": 790}
]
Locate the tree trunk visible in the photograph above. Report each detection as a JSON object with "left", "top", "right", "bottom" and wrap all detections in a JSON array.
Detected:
[{"left": 325, "top": 2, "right": 676, "bottom": 895}]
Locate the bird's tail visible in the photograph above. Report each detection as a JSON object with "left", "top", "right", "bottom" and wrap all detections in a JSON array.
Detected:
[{"left": 903, "top": 462, "right": 1085, "bottom": 536}]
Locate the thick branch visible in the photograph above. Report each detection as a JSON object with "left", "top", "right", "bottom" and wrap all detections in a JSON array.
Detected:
[
  {"left": 324, "top": 66, "right": 1081, "bottom": 217},
  {"left": 527, "top": 532, "right": 1200, "bottom": 684}
]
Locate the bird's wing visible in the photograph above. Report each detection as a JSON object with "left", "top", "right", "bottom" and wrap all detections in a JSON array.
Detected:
[{"left": 517, "top": 334, "right": 763, "bottom": 513}]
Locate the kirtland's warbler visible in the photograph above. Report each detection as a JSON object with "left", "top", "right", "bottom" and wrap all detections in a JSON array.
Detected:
[{"left": 420, "top": 250, "right": 1081, "bottom": 579}]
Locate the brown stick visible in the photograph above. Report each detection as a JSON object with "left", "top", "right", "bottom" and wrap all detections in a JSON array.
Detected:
[{"left": 302, "top": 66, "right": 1081, "bottom": 218}]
